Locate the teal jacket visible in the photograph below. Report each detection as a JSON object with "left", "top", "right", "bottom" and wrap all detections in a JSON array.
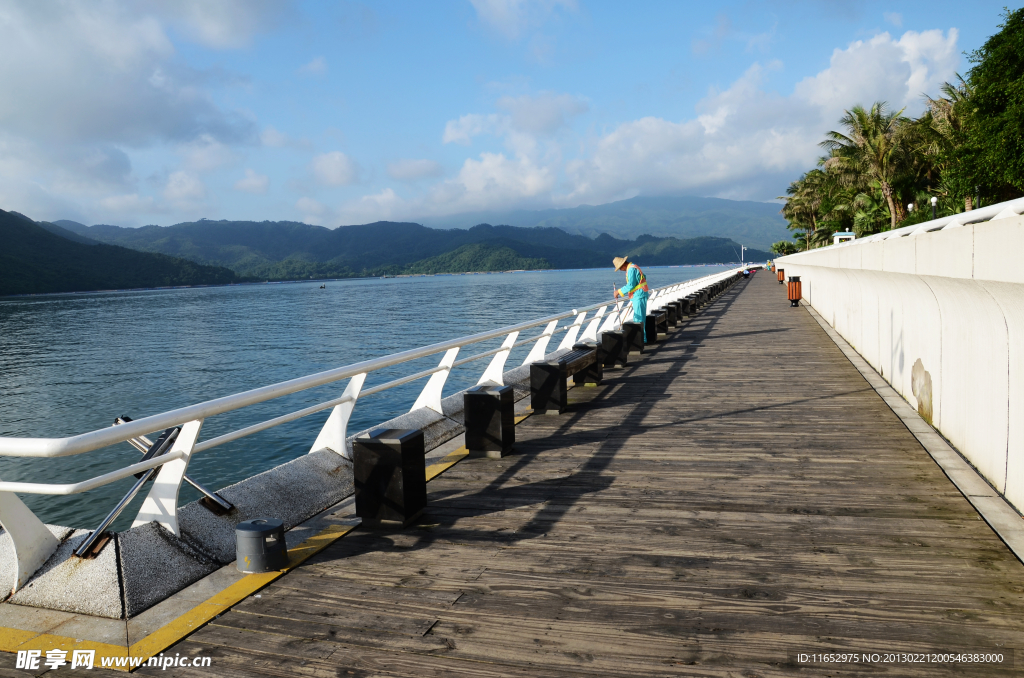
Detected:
[{"left": 618, "top": 264, "right": 649, "bottom": 302}]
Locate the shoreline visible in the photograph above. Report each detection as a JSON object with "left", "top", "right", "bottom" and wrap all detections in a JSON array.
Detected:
[{"left": 0, "top": 261, "right": 759, "bottom": 300}]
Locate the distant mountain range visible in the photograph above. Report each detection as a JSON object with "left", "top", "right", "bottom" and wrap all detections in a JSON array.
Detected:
[
  {"left": 54, "top": 219, "right": 771, "bottom": 281},
  {"left": 415, "top": 195, "right": 789, "bottom": 250},
  {"left": 0, "top": 210, "right": 240, "bottom": 296}
]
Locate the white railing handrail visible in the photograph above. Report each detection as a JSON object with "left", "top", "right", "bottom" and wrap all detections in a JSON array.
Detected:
[{"left": 0, "top": 270, "right": 737, "bottom": 460}]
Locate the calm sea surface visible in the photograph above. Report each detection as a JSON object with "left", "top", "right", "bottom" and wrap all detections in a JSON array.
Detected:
[{"left": 0, "top": 266, "right": 732, "bottom": 529}]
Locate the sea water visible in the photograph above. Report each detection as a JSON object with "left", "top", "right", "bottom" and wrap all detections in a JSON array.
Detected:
[{"left": 0, "top": 265, "right": 733, "bottom": 529}]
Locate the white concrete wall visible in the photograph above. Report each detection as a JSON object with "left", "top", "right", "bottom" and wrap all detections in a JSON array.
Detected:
[{"left": 776, "top": 216, "right": 1024, "bottom": 513}]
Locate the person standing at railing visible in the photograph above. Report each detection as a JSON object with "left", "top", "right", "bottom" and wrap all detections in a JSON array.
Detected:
[{"left": 612, "top": 256, "right": 649, "bottom": 341}]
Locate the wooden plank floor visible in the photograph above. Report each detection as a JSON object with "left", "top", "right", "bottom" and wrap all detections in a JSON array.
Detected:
[{"left": 139, "top": 272, "right": 1024, "bottom": 677}]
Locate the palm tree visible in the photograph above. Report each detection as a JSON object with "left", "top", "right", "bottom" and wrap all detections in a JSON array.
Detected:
[
  {"left": 922, "top": 75, "right": 977, "bottom": 210},
  {"left": 820, "top": 102, "right": 913, "bottom": 230}
]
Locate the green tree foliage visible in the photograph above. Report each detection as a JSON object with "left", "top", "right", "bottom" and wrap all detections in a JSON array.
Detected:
[
  {"left": 770, "top": 240, "right": 799, "bottom": 256},
  {"left": 966, "top": 8, "right": 1024, "bottom": 198},
  {"left": 58, "top": 219, "right": 769, "bottom": 281},
  {"left": 779, "top": 10, "right": 1024, "bottom": 246},
  {"left": 0, "top": 210, "right": 241, "bottom": 296}
]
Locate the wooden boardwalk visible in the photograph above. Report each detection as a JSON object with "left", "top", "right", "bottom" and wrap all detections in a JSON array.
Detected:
[{"left": 142, "top": 272, "right": 1024, "bottom": 677}]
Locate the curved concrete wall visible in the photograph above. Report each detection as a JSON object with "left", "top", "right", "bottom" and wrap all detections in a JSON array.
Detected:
[{"left": 777, "top": 217, "right": 1024, "bottom": 513}]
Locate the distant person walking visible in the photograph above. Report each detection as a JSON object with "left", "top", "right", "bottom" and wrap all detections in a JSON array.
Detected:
[{"left": 612, "top": 256, "right": 649, "bottom": 341}]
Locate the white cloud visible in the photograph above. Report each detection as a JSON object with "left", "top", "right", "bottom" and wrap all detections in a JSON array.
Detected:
[
  {"left": 469, "top": 0, "right": 576, "bottom": 40},
  {"left": 443, "top": 114, "right": 502, "bottom": 145},
  {"left": 794, "top": 30, "right": 958, "bottom": 115},
  {"left": 429, "top": 152, "right": 556, "bottom": 212},
  {"left": 0, "top": 3, "right": 253, "bottom": 147},
  {"left": 495, "top": 92, "right": 587, "bottom": 134},
  {"left": 442, "top": 91, "right": 586, "bottom": 147},
  {"left": 311, "top": 151, "right": 358, "bottom": 186},
  {"left": 0, "top": 1, "right": 271, "bottom": 224},
  {"left": 298, "top": 56, "right": 327, "bottom": 75},
  {"left": 387, "top": 159, "right": 444, "bottom": 181},
  {"left": 345, "top": 188, "right": 403, "bottom": 222},
  {"left": 163, "top": 170, "right": 206, "bottom": 207},
  {"left": 564, "top": 29, "right": 960, "bottom": 205},
  {"left": 181, "top": 134, "right": 239, "bottom": 171},
  {"left": 296, "top": 196, "right": 332, "bottom": 225},
  {"left": 234, "top": 169, "right": 270, "bottom": 194},
  {"left": 260, "top": 126, "right": 290, "bottom": 148},
  {"left": 884, "top": 12, "right": 903, "bottom": 28},
  {"left": 152, "top": 0, "right": 291, "bottom": 49},
  {"left": 99, "top": 193, "right": 157, "bottom": 214}
]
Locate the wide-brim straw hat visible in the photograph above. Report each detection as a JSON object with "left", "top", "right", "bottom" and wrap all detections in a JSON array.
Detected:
[{"left": 612, "top": 256, "right": 630, "bottom": 271}]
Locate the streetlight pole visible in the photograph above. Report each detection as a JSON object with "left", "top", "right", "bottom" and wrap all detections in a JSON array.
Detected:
[{"left": 930, "top": 196, "right": 938, "bottom": 220}]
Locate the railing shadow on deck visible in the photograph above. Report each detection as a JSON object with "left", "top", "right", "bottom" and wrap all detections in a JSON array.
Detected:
[{"left": 307, "top": 279, "right": 762, "bottom": 558}]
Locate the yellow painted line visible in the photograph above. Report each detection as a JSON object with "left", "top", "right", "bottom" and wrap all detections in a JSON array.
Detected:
[
  {"left": 127, "top": 523, "right": 356, "bottom": 669},
  {"left": 425, "top": 447, "right": 469, "bottom": 481},
  {"left": 6, "top": 633, "right": 130, "bottom": 671},
  {"left": 0, "top": 627, "right": 43, "bottom": 653},
  {"left": 0, "top": 406, "right": 537, "bottom": 670}
]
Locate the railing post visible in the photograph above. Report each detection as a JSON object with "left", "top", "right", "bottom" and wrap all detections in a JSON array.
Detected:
[
  {"left": 132, "top": 419, "right": 203, "bottom": 536},
  {"left": 557, "top": 311, "right": 588, "bottom": 350},
  {"left": 599, "top": 302, "right": 623, "bottom": 333},
  {"left": 522, "top": 320, "right": 558, "bottom": 365},
  {"left": 0, "top": 490, "right": 59, "bottom": 592},
  {"left": 478, "top": 332, "right": 519, "bottom": 386},
  {"left": 579, "top": 306, "right": 607, "bottom": 343},
  {"left": 411, "top": 348, "right": 459, "bottom": 414},
  {"left": 309, "top": 373, "right": 367, "bottom": 459}
]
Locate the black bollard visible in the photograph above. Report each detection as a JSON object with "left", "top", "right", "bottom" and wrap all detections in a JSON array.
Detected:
[
  {"left": 353, "top": 429, "right": 426, "bottom": 527},
  {"left": 465, "top": 384, "right": 515, "bottom": 459},
  {"left": 600, "top": 330, "right": 628, "bottom": 368},
  {"left": 622, "top": 321, "right": 644, "bottom": 354}
]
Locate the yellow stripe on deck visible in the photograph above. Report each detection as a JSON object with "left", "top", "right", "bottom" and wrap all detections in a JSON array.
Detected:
[{"left": 0, "top": 408, "right": 533, "bottom": 671}]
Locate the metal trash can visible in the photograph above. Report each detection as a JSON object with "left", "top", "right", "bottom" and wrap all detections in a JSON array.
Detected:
[
  {"left": 236, "top": 518, "right": 288, "bottom": 573},
  {"left": 787, "top": 276, "right": 802, "bottom": 307}
]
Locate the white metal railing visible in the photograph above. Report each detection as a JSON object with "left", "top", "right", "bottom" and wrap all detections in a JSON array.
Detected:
[
  {"left": 816, "top": 196, "right": 1024, "bottom": 249},
  {"left": 0, "top": 267, "right": 746, "bottom": 590}
]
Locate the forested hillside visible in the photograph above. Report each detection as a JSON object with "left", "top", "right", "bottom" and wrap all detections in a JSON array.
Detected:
[
  {"left": 0, "top": 210, "right": 242, "bottom": 296},
  {"left": 55, "top": 219, "right": 769, "bottom": 280}
]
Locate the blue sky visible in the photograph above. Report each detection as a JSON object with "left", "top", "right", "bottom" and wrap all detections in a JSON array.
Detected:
[{"left": 0, "top": 0, "right": 1015, "bottom": 227}]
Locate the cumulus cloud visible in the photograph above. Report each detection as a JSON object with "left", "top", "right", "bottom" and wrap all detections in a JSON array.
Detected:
[
  {"left": 296, "top": 196, "right": 333, "bottom": 225},
  {"left": 298, "top": 56, "right": 327, "bottom": 75},
  {"left": 234, "top": 169, "right": 270, "bottom": 194},
  {"left": 149, "top": 0, "right": 292, "bottom": 49},
  {"left": 0, "top": 1, "right": 278, "bottom": 224},
  {"left": 495, "top": 92, "right": 588, "bottom": 134},
  {"left": 564, "top": 29, "right": 960, "bottom": 205},
  {"left": 337, "top": 188, "right": 404, "bottom": 223},
  {"left": 469, "top": 0, "right": 576, "bottom": 40},
  {"left": 443, "top": 114, "right": 502, "bottom": 145},
  {"left": 0, "top": 3, "right": 254, "bottom": 147},
  {"left": 181, "top": 134, "right": 239, "bottom": 171},
  {"left": 163, "top": 171, "right": 207, "bottom": 208},
  {"left": 387, "top": 159, "right": 444, "bottom": 181},
  {"left": 442, "top": 92, "right": 586, "bottom": 147},
  {"left": 99, "top": 193, "right": 157, "bottom": 214},
  {"left": 429, "top": 152, "right": 556, "bottom": 213},
  {"left": 311, "top": 151, "right": 358, "bottom": 186}
]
